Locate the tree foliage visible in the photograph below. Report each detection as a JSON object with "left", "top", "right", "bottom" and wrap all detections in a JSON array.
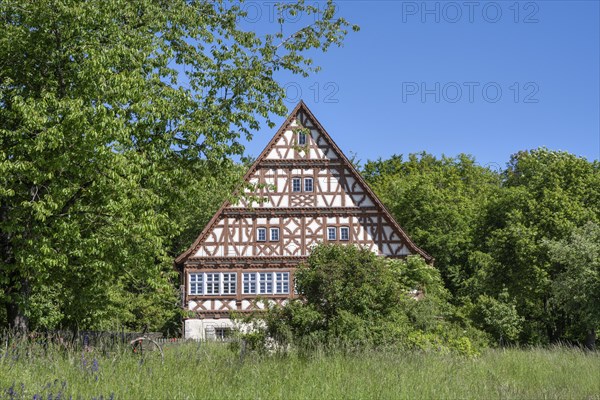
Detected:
[
  {"left": 468, "top": 290, "right": 524, "bottom": 345},
  {"left": 474, "top": 149, "right": 600, "bottom": 343},
  {"left": 547, "top": 222, "right": 600, "bottom": 349},
  {"left": 0, "top": 0, "right": 356, "bottom": 332},
  {"left": 365, "top": 148, "right": 600, "bottom": 347},
  {"left": 363, "top": 153, "right": 501, "bottom": 296},
  {"left": 253, "top": 244, "right": 482, "bottom": 354}
]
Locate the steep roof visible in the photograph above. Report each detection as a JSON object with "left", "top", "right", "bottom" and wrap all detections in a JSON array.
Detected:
[{"left": 175, "top": 100, "right": 433, "bottom": 266}]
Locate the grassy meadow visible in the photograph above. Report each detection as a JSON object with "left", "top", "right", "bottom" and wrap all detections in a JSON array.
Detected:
[{"left": 1, "top": 340, "right": 599, "bottom": 399}]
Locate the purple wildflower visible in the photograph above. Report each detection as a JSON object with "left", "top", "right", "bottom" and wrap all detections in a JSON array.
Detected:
[{"left": 7, "top": 384, "right": 15, "bottom": 398}]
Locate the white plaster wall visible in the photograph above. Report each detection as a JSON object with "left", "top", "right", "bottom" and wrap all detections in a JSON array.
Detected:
[{"left": 184, "top": 318, "right": 236, "bottom": 340}]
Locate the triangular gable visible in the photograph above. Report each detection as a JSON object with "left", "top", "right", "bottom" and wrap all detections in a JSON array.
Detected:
[{"left": 175, "top": 101, "right": 433, "bottom": 265}]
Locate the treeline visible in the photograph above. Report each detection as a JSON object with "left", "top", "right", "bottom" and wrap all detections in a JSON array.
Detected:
[{"left": 362, "top": 149, "right": 600, "bottom": 348}]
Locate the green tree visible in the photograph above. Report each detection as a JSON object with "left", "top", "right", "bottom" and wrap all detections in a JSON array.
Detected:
[
  {"left": 0, "top": 0, "right": 356, "bottom": 332},
  {"left": 363, "top": 149, "right": 600, "bottom": 345},
  {"left": 474, "top": 149, "right": 600, "bottom": 343},
  {"left": 469, "top": 290, "right": 524, "bottom": 345},
  {"left": 363, "top": 153, "right": 501, "bottom": 297},
  {"left": 547, "top": 222, "right": 600, "bottom": 349},
  {"left": 260, "top": 244, "right": 482, "bottom": 353}
]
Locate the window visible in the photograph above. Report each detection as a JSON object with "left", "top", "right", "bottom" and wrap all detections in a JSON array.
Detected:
[
  {"left": 205, "top": 273, "right": 220, "bottom": 295},
  {"left": 259, "top": 272, "right": 273, "bottom": 294},
  {"left": 298, "top": 132, "right": 307, "bottom": 145},
  {"left": 270, "top": 227, "right": 280, "bottom": 241},
  {"left": 340, "top": 227, "right": 349, "bottom": 241},
  {"left": 222, "top": 273, "right": 236, "bottom": 295},
  {"left": 292, "top": 177, "right": 301, "bottom": 192},
  {"left": 242, "top": 272, "right": 290, "bottom": 295},
  {"left": 189, "top": 272, "right": 238, "bottom": 296},
  {"left": 190, "top": 273, "right": 203, "bottom": 295},
  {"left": 328, "top": 227, "right": 337, "bottom": 241},
  {"left": 292, "top": 177, "right": 314, "bottom": 192},
  {"left": 257, "top": 227, "right": 266, "bottom": 242},
  {"left": 275, "top": 272, "right": 290, "bottom": 294},
  {"left": 243, "top": 273, "right": 257, "bottom": 294},
  {"left": 304, "top": 177, "right": 313, "bottom": 192},
  {"left": 214, "top": 327, "right": 232, "bottom": 341}
]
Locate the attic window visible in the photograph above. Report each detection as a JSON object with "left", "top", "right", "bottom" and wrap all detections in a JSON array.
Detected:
[
  {"left": 292, "top": 178, "right": 301, "bottom": 192},
  {"left": 257, "top": 227, "right": 267, "bottom": 242},
  {"left": 270, "top": 227, "right": 280, "bottom": 241},
  {"left": 304, "top": 177, "right": 313, "bottom": 192},
  {"left": 298, "top": 132, "right": 307, "bottom": 145}
]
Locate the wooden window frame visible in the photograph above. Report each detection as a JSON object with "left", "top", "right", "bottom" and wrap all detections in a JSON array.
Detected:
[
  {"left": 304, "top": 177, "right": 313, "bottom": 192},
  {"left": 189, "top": 273, "right": 203, "bottom": 295},
  {"left": 292, "top": 177, "right": 302, "bottom": 192},
  {"left": 189, "top": 272, "right": 238, "bottom": 296},
  {"left": 222, "top": 273, "right": 237, "bottom": 295},
  {"left": 275, "top": 272, "right": 290, "bottom": 294},
  {"left": 259, "top": 272, "right": 274, "bottom": 294},
  {"left": 327, "top": 226, "right": 337, "bottom": 241},
  {"left": 205, "top": 272, "right": 220, "bottom": 295},
  {"left": 340, "top": 226, "right": 350, "bottom": 241},
  {"left": 256, "top": 227, "right": 267, "bottom": 242},
  {"left": 298, "top": 132, "right": 307, "bottom": 145},
  {"left": 240, "top": 271, "right": 290, "bottom": 295},
  {"left": 270, "top": 227, "right": 280, "bottom": 241},
  {"left": 242, "top": 272, "right": 257, "bottom": 294}
]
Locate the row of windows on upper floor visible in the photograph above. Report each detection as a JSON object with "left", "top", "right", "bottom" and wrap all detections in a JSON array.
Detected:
[
  {"left": 189, "top": 272, "right": 290, "bottom": 296},
  {"left": 256, "top": 226, "right": 349, "bottom": 242}
]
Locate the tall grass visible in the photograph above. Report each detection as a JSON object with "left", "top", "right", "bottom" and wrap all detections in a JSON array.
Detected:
[{"left": 1, "top": 338, "right": 598, "bottom": 399}]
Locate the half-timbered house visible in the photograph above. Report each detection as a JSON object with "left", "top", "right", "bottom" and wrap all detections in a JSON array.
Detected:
[{"left": 175, "top": 101, "right": 432, "bottom": 339}]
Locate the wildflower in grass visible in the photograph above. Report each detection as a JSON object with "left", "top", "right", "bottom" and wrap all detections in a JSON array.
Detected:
[
  {"left": 7, "top": 383, "right": 15, "bottom": 398},
  {"left": 92, "top": 358, "right": 100, "bottom": 381}
]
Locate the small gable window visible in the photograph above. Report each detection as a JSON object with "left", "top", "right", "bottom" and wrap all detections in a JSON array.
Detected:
[
  {"left": 292, "top": 177, "right": 302, "bottom": 192},
  {"left": 298, "top": 132, "right": 307, "bottom": 145},
  {"left": 270, "top": 227, "right": 280, "bottom": 241},
  {"left": 304, "top": 177, "right": 313, "bottom": 192},
  {"left": 257, "top": 227, "right": 267, "bottom": 242}
]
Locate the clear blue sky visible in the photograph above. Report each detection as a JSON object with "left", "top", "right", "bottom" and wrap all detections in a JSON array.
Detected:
[{"left": 239, "top": 0, "right": 599, "bottom": 169}]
